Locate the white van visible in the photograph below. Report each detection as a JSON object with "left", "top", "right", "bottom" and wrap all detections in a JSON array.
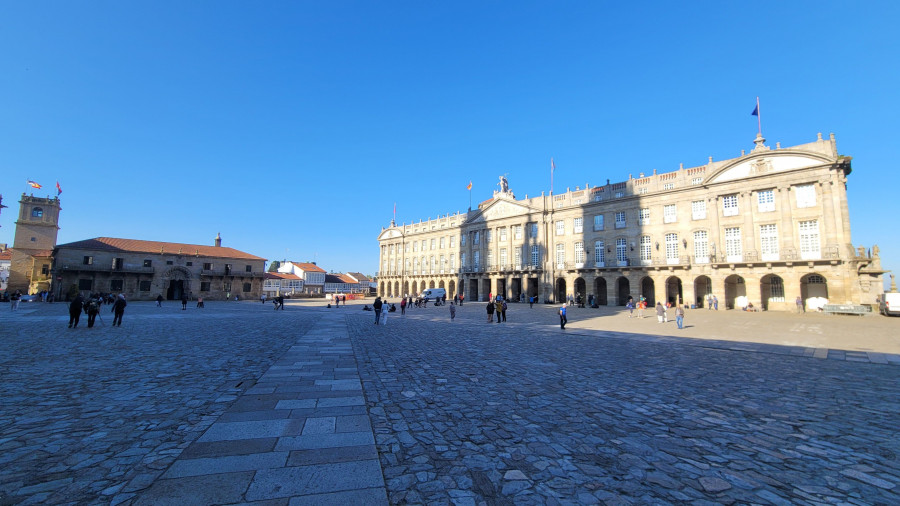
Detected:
[
  {"left": 880, "top": 292, "right": 900, "bottom": 316},
  {"left": 421, "top": 288, "right": 446, "bottom": 301}
]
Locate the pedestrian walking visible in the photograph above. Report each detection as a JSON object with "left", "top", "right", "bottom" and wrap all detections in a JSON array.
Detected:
[
  {"left": 400, "top": 297, "right": 407, "bottom": 315},
  {"left": 637, "top": 299, "right": 645, "bottom": 318},
  {"left": 676, "top": 304, "right": 685, "bottom": 329},
  {"left": 459, "top": 293, "right": 464, "bottom": 306},
  {"left": 486, "top": 300, "right": 495, "bottom": 322},
  {"left": 68, "top": 294, "right": 84, "bottom": 328},
  {"left": 529, "top": 295, "right": 534, "bottom": 308},
  {"left": 713, "top": 296, "right": 719, "bottom": 310},
  {"left": 796, "top": 296, "right": 805, "bottom": 313},
  {"left": 10, "top": 290, "right": 21, "bottom": 311},
  {"left": 707, "top": 295, "right": 712, "bottom": 310},
  {"left": 656, "top": 302, "right": 665, "bottom": 323},
  {"left": 627, "top": 299, "right": 635, "bottom": 317},
  {"left": 559, "top": 304, "right": 567, "bottom": 329},
  {"left": 449, "top": 303, "right": 456, "bottom": 321},
  {"left": 156, "top": 294, "right": 163, "bottom": 307},
  {"left": 261, "top": 293, "right": 267, "bottom": 304},
  {"left": 197, "top": 296, "right": 204, "bottom": 308},
  {"left": 112, "top": 294, "right": 127, "bottom": 326},
  {"left": 275, "top": 295, "right": 284, "bottom": 310},
  {"left": 85, "top": 296, "right": 101, "bottom": 328},
  {"left": 373, "top": 296, "right": 383, "bottom": 324}
]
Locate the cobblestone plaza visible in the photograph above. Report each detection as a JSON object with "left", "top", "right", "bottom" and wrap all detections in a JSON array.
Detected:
[{"left": 1, "top": 300, "right": 898, "bottom": 504}]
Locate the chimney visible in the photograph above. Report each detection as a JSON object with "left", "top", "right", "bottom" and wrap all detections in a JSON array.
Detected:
[{"left": 215, "top": 232, "right": 221, "bottom": 247}]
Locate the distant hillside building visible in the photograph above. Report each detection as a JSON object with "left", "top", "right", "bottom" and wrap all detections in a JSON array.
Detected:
[
  {"left": 7, "top": 194, "right": 61, "bottom": 294},
  {"left": 52, "top": 235, "right": 266, "bottom": 301},
  {"left": 277, "top": 262, "right": 326, "bottom": 294},
  {"left": 377, "top": 133, "right": 885, "bottom": 310}
]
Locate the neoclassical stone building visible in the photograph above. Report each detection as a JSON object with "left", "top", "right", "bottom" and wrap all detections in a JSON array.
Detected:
[{"left": 377, "top": 133, "right": 885, "bottom": 310}]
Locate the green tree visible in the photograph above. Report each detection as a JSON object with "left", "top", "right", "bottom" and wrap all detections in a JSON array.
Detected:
[{"left": 267, "top": 260, "right": 281, "bottom": 272}]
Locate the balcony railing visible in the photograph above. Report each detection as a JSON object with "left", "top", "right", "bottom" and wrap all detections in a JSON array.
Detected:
[
  {"left": 59, "top": 264, "right": 155, "bottom": 275},
  {"left": 201, "top": 269, "right": 266, "bottom": 278}
]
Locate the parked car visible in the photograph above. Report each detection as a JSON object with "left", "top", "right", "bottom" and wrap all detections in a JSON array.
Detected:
[
  {"left": 880, "top": 292, "right": 900, "bottom": 316},
  {"left": 19, "top": 294, "right": 40, "bottom": 302}
]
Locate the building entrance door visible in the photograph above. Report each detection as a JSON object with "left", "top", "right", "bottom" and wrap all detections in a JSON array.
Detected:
[{"left": 167, "top": 280, "right": 184, "bottom": 300}]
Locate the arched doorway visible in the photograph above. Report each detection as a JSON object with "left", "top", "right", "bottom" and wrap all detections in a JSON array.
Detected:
[
  {"left": 555, "top": 278, "right": 567, "bottom": 303},
  {"left": 800, "top": 273, "right": 828, "bottom": 307},
  {"left": 616, "top": 277, "right": 630, "bottom": 306},
  {"left": 402, "top": 281, "right": 409, "bottom": 297},
  {"left": 724, "top": 274, "right": 746, "bottom": 309},
  {"left": 439, "top": 280, "right": 445, "bottom": 289},
  {"left": 429, "top": 280, "right": 436, "bottom": 289},
  {"left": 574, "top": 277, "right": 586, "bottom": 304},
  {"left": 393, "top": 281, "right": 400, "bottom": 297},
  {"left": 665, "top": 276, "right": 683, "bottom": 305},
  {"left": 379, "top": 281, "right": 385, "bottom": 296},
  {"left": 760, "top": 274, "right": 785, "bottom": 310},
  {"left": 594, "top": 277, "right": 608, "bottom": 306},
  {"left": 694, "top": 275, "right": 712, "bottom": 307},
  {"left": 163, "top": 267, "right": 192, "bottom": 300},
  {"left": 640, "top": 277, "right": 655, "bottom": 307},
  {"left": 411, "top": 280, "right": 418, "bottom": 296},
  {"left": 449, "top": 280, "right": 456, "bottom": 298}
]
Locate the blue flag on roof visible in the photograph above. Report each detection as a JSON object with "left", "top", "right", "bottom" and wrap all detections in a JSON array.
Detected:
[{"left": 751, "top": 105, "right": 759, "bottom": 116}]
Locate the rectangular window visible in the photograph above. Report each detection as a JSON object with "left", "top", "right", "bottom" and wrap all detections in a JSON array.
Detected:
[
  {"left": 760, "top": 224, "right": 779, "bottom": 261},
  {"left": 593, "top": 215, "right": 604, "bottom": 231},
  {"left": 770, "top": 277, "right": 785, "bottom": 301},
  {"left": 200, "top": 281, "right": 210, "bottom": 292},
  {"left": 514, "top": 225, "right": 522, "bottom": 240},
  {"left": 638, "top": 188, "right": 648, "bottom": 195},
  {"left": 531, "top": 245, "right": 540, "bottom": 266},
  {"left": 474, "top": 232, "right": 480, "bottom": 245},
  {"left": 638, "top": 208, "right": 650, "bottom": 225},
  {"left": 83, "top": 256, "right": 93, "bottom": 265},
  {"left": 140, "top": 280, "right": 152, "bottom": 291},
  {"left": 186, "top": 262, "right": 192, "bottom": 266},
  {"left": 615, "top": 211, "right": 626, "bottom": 229},
  {"left": 203, "top": 262, "right": 212, "bottom": 270},
  {"left": 514, "top": 247, "right": 522, "bottom": 267},
  {"left": 500, "top": 248, "right": 507, "bottom": 267},
  {"left": 110, "top": 279, "right": 124, "bottom": 291},
  {"left": 440, "top": 237, "right": 445, "bottom": 249},
  {"left": 225, "top": 264, "right": 232, "bottom": 274},
  {"left": 594, "top": 241, "right": 605, "bottom": 265},
  {"left": 691, "top": 177, "right": 703, "bottom": 185},
  {"left": 758, "top": 189, "right": 775, "bottom": 212},
  {"left": 663, "top": 183, "right": 674, "bottom": 190},
  {"left": 413, "top": 241, "right": 419, "bottom": 252},
  {"left": 223, "top": 281, "right": 232, "bottom": 292},
  {"left": 555, "top": 220, "right": 565, "bottom": 236},
  {"left": 143, "top": 259, "right": 152, "bottom": 268},
  {"left": 421, "top": 239, "right": 426, "bottom": 251},
  {"left": 486, "top": 230, "right": 492, "bottom": 243},
  {"left": 245, "top": 265, "right": 252, "bottom": 272},
  {"left": 112, "top": 258, "right": 124, "bottom": 270},
  {"left": 41, "top": 264, "right": 49, "bottom": 275},
  {"left": 722, "top": 194, "right": 739, "bottom": 216},
  {"left": 166, "top": 260, "right": 174, "bottom": 265},
  {"left": 430, "top": 239, "right": 436, "bottom": 250},
  {"left": 450, "top": 236, "right": 456, "bottom": 248},
  {"left": 573, "top": 217, "right": 583, "bottom": 234},
  {"left": 474, "top": 251, "right": 480, "bottom": 268},
  {"left": 243, "top": 282, "right": 252, "bottom": 292},
  {"left": 499, "top": 228, "right": 507, "bottom": 241},
  {"left": 450, "top": 255, "right": 455, "bottom": 270},
  {"left": 799, "top": 220, "right": 820, "bottom": 259},
  {"left": 693, "top": 230, "right": 709, "bottom": 263},
  {"left": 530, "top": 223, "right": 538, "bottom": 237},
  {"left": 692, "top": 200, "right": 707, "bottom": 220},
  {"left": 663, "top": 204, "right": 677, "bottom": 224},
  {"left": 440, "top": 254, "right": 446, "bottom": 272},
  {"left": 614, "top": 191, "right": 624, "bottom": 198},
  {"left": 665, "top": 233, "right": 679, "bottom": 264},
  {"left": 640, "top": 236, "right": 652, "bottom": 263},
  {"left": 486, "top": 251, "right": 492, "bottom": 269},
  {"left": 725, "top": 227, "right": 742, "bottom": 261},
  {"left": 795, "top": 184, "right": 816, "bottom": 208},
  {"left": 430, "top": 255, "right": 436, "bottom": 273},
  {"left": 556, "top": 243, "right": 565, "bottom": 267},
  {"left": 78, "top": 279, "right": 93, "bottom": 291},
  {"left": 460, "top": 253, "right": 466, "bottom": 268},
  {"left": 616, "top": 238, "right": 627, "bottom": 264},
  {"left": 574, "top": 241, "right": 585, "bottom": 265},
  {"left": 405, "top": 243, "right": 410, "bottom": 253}
]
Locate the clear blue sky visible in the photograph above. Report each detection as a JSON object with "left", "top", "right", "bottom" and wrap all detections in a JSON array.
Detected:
[{"left": 2, "top": 1, "right": 898, "bottom": 283}]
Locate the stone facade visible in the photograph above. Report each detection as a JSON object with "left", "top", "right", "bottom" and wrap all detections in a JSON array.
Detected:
[
  {"left": 7, "top": 194, "right": 61, "bottom": 294},
  {"left": 52, "top": 237, "right": 266, "bottom": 301},
  {"left": 377, "top": 133, "right": 885, "bottom": 310}
]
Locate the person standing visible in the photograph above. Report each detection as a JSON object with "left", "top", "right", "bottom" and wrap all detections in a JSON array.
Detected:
[
  {"left": 86, "top": 296, "right": 100, "bottom": 328},
  {"left": 675, "top": 304, "right": 685, "bottom": 329},
  {"left": 261, "top": 293, "right": 267, "bottom": 304},
  {"left": 529, "top": 296, "right": 534, "bottom": 308},
  {"left": 637, "top": 299, "right": 645, "bottom": 319},
  {"left": 68, "top": 294, "right": 84, "bottom": 328},
  {"left": 627, "top": 299, "right": 635, "bottom": 317},
  {"left": 400, "top": 297, "right": 407, "bottom": 315},
  {"left": 656, "top": 302, "right": 665, "bottom": 323},
  {"left": 181, "top": 293, "right": 188, "bottom": 310},
  {"left": 10, "top": 290, "right": 21, "bottom": 311},
  {"left": 796, "top": 296, "right": 805, "bottom": 313},
  {"left": 559, "top": 304, "right": 567, "bottom": 329},
  {"left": 707, "top": 295, "right": 713, "bottom": 310},
  {"left": 156, "top": 294, "right": 163, "bottom": 307},
  {"left": 197, "top": 296, "right": 204, "bottom": 308},
  {"left": 494, "top": 298, "right": 503, "bottom": 323},
  {"left": 459, "top": 293, "right": 464, "bottom": 306},
  {"left": 713, "top": 295, "right": 719, "bottom": 310},
  {"left": 449, "top": 302, "right": 456, "bottom": 321},
  {"left": 486, "top": 300, "right": 495, "bottom": 323},
  {"left": 373, "top": 296, "right": 383, "bottom": 324},
  {"left": 501, "top": 300, "right": 507, "bottom": 322},
  {"left": 112, "top": 294, "right": 127, "bottom": 326}
]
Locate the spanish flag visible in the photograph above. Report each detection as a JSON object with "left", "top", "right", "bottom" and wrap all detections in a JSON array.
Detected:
[
  {"left": 27, "top": 180, "right": 42, "bottom": 189},
  {"left": 466, "top": 181, "right": 472, "bottom": 190}
]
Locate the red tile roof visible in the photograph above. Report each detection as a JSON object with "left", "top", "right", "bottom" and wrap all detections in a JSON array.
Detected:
[
  {"left": 0, "top": 250, "right": 11, "bottom": 261},
  {"left": 287, "top": 262, "right": 326, "bottom": 273},
  {"left": 55, "top": 237, "right": 266, "bottom": 261},
  {"left": 265, "top": 272, "right": 301, "bottom": 280},
  {"left": 346, "top": 272, "right": 371, "bottom": 282}
]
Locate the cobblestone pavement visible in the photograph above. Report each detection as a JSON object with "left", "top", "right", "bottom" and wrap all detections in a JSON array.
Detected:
[
  {"left": 347, "top": 303, "right": 900, "bottom": 505},
  {"left": 0, "top": 301, "right": 319, "bottom": 505}
]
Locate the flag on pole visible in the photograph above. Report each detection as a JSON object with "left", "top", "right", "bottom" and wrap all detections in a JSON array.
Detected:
[
  {"left": 56, "top": 181, "right": 62, "bottom": 196},
  {"left": 466, "top": 181, "right": 472, "bottom": 190},
  {"left": 751, "top": 105, "right": 758, "bottom": 116},
  {"left": 27, "top": 180, "right": 42, "bottom": 189},
  {"left": 751, "top": 96, "right": 761, "bottom": 134}
]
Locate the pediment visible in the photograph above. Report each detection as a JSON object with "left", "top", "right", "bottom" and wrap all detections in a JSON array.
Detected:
[
  {"left": 705, "top": 152, "right": 832, "bottom": 184},
  {"left": 377, "top": 228, "right": 404, "bottom": 240},
  {"left": 467, "top": 198, "right": 535, "bottom": 224}
]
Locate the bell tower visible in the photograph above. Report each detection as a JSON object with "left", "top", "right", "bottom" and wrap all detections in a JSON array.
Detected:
[{"left": 13, "top": 193, "right": 62, "bottom": 250}]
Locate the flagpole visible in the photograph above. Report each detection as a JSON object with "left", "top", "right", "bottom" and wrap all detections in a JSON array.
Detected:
[
  {"left": 550, "top": 158, "right": 554, "bottom": 196},
  {"left": 756, "top": 96, "right": 761, "bottom": 135}
]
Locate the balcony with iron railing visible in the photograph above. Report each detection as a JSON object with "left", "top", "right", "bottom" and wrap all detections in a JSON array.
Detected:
[
  {"left": 59, "top": 264, "right": 155, "bottom": 275},
  {"left": 201, "top": 269, "right": 266, "bottom": 278}
]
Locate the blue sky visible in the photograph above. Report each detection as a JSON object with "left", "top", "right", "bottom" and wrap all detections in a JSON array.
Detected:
[{"left": 1, "top": 1, "right": 898, "bottom": 282}]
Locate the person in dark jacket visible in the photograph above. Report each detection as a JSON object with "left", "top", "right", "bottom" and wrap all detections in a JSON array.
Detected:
[
  {"left": 85, "top": 297, "right": 101, "bottom": 328},
  {"left": 68, "top": 294, "right": 85, "bottom": 328},
  {"left": 486, "top": 300, "right": 495, "bottom": 322},
  {"left": 373, "top": 297, "right": 383, "bottom": 324},
  {"left": 181, "top": 293, "right": 188, "bottom": 310},
  {"left": 112, "top": 294, "right": 127, "bottom": 326},
  {"left": 156, "top": 294, "right": 163, "bottom": 307}
]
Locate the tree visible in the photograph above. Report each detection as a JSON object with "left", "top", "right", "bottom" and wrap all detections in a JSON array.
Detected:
[{"left": 267, "top": 260, "right": 281, "bottom": 272}]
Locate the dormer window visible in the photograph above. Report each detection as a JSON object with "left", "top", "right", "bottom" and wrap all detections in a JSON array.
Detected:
[{"left": 32, "top": 207, "right": 43, "bottom": 218}]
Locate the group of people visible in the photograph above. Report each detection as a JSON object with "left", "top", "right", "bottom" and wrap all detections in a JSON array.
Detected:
[
  {"left": 67, "top": 293, "right": 127, "bottom": 328},
  {"left": 486, "top": 296, "right": 508, "bottom": 323}
]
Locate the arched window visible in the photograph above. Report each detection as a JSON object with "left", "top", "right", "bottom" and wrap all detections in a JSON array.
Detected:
[{"left": 32, "top": 207, "right": 43, "bottom": 218}]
